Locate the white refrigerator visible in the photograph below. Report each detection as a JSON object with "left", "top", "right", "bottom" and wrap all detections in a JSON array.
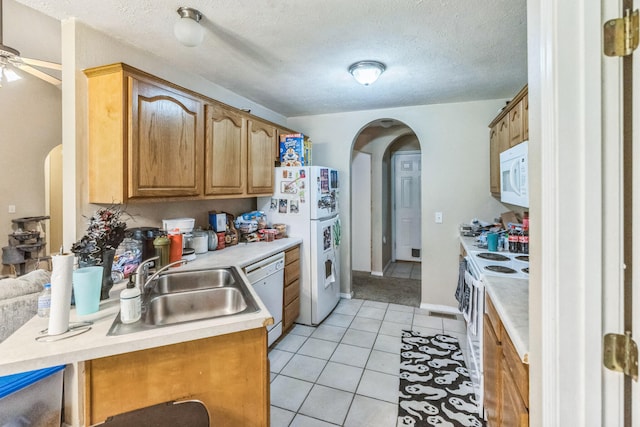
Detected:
[{"left": 258, "top": 166, "right": 341, "bottom": 325}]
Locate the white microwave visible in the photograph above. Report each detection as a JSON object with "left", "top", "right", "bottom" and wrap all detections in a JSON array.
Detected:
[{"left": 499, "top": 141, "right": 529, "bottom": 207}]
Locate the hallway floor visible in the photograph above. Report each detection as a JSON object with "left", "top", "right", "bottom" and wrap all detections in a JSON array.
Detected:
[
  {"left": 268, "top": 298, "right": 469, "bottom": 426},
  {"left": 384, "top": 261, "right": 421, "bottom": 280}
]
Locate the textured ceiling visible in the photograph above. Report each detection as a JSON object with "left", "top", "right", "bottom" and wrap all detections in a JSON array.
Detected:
[{"left": 12, "top": 0, "right": 527, "bottom": 117}]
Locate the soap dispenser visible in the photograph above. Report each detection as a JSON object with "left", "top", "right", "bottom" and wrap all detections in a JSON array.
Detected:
[{"left": 120, "top": 273, "right": 141, "bottom": 324}]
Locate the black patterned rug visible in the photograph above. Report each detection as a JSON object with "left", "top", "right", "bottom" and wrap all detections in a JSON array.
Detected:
[{"left": 397, "top": 330, "right": 485, "bottom": 427}]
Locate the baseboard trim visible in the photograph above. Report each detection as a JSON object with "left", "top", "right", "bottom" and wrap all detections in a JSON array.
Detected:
[
  {"left": 340, "top": 292, "right": 354, "bottom": 299},
  {"left": 371, "top": 271, "right": 384, "bottom": 277},
  {"left": 418, "top": 303, "right": 461, "bottom": 315}
]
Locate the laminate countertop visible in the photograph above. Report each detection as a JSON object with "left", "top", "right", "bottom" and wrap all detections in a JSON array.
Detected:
[
  {"left": 460, "top": 236, "right": 529, "bottom": 363},
  {"left": 0, "top": 238, "right": 302, "bottom": 376}
]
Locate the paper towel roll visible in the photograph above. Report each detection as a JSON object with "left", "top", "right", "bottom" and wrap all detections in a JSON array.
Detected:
[{"left": 48, "top": 253, "right": 74, "bottom": 335}]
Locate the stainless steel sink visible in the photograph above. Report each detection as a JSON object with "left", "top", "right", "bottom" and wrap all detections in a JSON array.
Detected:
[
  {"left": 144, "top": 287, "right": 249, "bottom": 326},
  {"left": 154, "top": 268, "right": 237, "bottom": 294},
  {"left": 107, "top": 267, "right": 261, "bottom": 336}
]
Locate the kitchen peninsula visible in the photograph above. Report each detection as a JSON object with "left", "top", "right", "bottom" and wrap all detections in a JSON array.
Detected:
[{"left": 0, "top": 238, "right": 301, "bottom": 426}]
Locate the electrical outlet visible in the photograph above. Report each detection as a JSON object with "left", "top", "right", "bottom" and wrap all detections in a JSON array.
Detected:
[
  {"left": 8, "top": 205, "right": 15, "bottom": 214},
  {"left": 435, "top": 211, "right": 443, "bottom": 224}
]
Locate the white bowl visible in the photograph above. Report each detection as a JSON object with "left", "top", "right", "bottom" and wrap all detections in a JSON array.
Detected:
[{"left": 162, "top": 218, "right": 195, "bottom": 233}]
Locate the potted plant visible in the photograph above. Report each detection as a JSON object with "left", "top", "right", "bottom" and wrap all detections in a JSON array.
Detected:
[{"left": 71, "top": 206, "right": 128, "bottom": 299}]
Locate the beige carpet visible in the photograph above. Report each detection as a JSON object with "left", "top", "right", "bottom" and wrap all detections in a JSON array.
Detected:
[{"left": 351, "top": 271, "right": 421, "bottom": 307}]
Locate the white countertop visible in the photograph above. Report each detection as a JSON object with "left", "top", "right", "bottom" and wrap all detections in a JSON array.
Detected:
[
  {"left": 460, "top": 236, "right": 529, "bottom": 363},
  {"left": 0, "top": 238, "right": 302, "bottom": 376}
]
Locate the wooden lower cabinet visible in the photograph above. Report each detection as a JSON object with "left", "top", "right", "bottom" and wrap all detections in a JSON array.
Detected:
[
  {"left": 283, "top": 245, "right": 301, "bottom": 332},
  {"left": 501, "top": 360, "right": 529, "bottom": 427},
  {"left": 483, "top": 314, "right": 502, "bottom": 426},
  {"left": 84, "top": 328, "right": 269, "bottom": 426},
  {"left": 484, "top": 294, "right": 529, "bottom": 427}
]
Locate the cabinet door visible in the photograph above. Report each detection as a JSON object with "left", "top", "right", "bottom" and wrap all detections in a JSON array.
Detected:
[
  {"left": 501, "top": 361, "right": 529, "bottom": 427},
  {"left": 523, "top": 94, "right": 529, "bottom": 141},
  {"left": 508, "top": 100, "right": 524, "bottom": 147},
  {"left": 129, "top": 77, "right": 203, "bottom": 198},
  {"left": 498, "top": 116, "right": 510, "bottom": 154},
  {"left": 484, "top": 314, "right": 502, "bottom": 426},
  {"left": 247, "top": 118, "right": 276, "bottom": 195},
  {"left": 489, "top": 125, "right": 500, "bottom": 196},
  {"left": 204, "top": 103, "right": 247, "bottom": 196}
]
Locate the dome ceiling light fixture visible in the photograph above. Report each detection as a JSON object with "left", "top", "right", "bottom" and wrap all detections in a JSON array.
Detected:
[
  {"left": 174, "top": 7, "right": 204, "bottom": 47},
  {"left": 348, "top": 60, "right": 386, "bottom": 86}
]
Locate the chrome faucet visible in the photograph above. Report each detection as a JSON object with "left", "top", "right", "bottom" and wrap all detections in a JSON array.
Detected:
[{"left": 135, "top": 257, "right": 188, "bottom": 294}]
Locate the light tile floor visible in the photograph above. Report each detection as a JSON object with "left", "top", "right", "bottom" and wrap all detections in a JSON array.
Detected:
[
  {"left": 269, "top": 298, "right": 469, "bottom": 427},
  {"left": 384, "top": 262, "right": 421, "bottom": 280}
]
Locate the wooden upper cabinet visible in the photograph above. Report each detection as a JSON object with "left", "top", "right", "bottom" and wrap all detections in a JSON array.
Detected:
[
  {"left": 489, "top": 125, "right": 500, "bottom": 196},
  {"left": 129, "top": 77, "right": 203, "bottom": 199},
  {"left": 85, "top": 63, "right": 204, "bottom": 203},
  {"left": 508, "top": 100, "right": 524, "bottom": 147},
  {"left": 523, "top": 94, "right": 529, "bottom": 140},
  {"left": 204, "top": 103, "right": 247, "bottom": 196},
  {"left": 247, "top": 118, "right": 276, "bottom": 195}
]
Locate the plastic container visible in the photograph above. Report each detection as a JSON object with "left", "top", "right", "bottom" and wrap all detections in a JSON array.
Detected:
[
  {"left": 162, "top": 218, "right": 195, "bottom": 233},
  {"left": 113, "top": 237, "right": 143, "bottom": 279},
  {"left": 37, "top": 283, "right": 52, "bottom": 317},
  {"left": 0, "top": 365, "right": 65, "bottom": 427}
]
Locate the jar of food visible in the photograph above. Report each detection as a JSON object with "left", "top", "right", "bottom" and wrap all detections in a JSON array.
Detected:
[{"left": 216, "top": 231, "right": 226, "bottom": 250}]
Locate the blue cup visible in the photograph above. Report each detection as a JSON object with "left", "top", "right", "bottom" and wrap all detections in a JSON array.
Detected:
[
  {"left": 72, "top": 266, "right": 103, "bottom": 315},
  {"left": 487, "top": 233, "right": 499, "bottom": 252}
]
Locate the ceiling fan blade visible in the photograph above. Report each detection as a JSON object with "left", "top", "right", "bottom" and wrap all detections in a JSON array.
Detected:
[
  {"left": 21, "top": 57, "right": 61, "bottom": 71},
  {"left": 17, "top": 64, "right": 61, "bottom": 86}
]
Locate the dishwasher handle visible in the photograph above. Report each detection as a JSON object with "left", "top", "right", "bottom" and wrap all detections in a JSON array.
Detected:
[{"left": 244, "top": 252, "right": 285, "bottom": 283}]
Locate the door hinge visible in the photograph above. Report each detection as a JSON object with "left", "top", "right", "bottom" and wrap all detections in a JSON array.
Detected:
[
  {"left": 604, "top": 9, "right": 639, "bottom": 57},
  {"left": 603, "top": 331, "right": 639, "bottom": 381}
]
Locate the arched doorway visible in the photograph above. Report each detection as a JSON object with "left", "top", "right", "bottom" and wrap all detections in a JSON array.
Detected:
[{"left": 349, "top": 119, "right": 422, "bottom": 306}]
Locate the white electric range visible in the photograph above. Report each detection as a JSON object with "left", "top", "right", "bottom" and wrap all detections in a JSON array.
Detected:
[
  {"left": 468, "top": 250, "right": 529, "bottom": 280},
  {"left": 462, "top": 248, "right": 529, "bottom": 415}
]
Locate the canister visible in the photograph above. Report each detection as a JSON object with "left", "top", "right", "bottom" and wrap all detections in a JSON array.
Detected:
[
  {"left": 207, "top": 230, "right": 218, "bottom": 251},
  {"left": 192, "top": 230, "right": 208, "bottom": 254},
  {"left": 153, "top": 235, "right": 170, "bottom": 268}
]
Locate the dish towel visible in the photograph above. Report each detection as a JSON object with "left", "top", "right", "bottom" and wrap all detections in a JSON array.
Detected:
[{"left": 454, "top": 258, "right": 467, "bottom": 312}]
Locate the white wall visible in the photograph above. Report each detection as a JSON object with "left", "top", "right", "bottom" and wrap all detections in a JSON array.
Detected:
[
  {"left": 351, "top": 152, "right": 371, "bottom": 272},
  {"left": 289, "top": 100, "right": 508, "bottom": 308}
]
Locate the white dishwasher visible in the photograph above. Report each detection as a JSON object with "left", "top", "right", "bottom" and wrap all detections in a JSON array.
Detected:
[{"left": 244, "top": 253, "right": 285, "bottom": 346}]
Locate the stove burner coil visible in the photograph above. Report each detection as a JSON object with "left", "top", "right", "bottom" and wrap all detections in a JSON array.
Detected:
[
  {"left": 515, "top": 255, "right": 529, "bottom": 263},
  {"left": 522, "top": 267, "right": 529, "bottom": 274},
  {"left": 484, "top": 265, "right": 517, "bottom": 274},
  {"left": 476, "top": 252, "right": 510, "bottom": 262}
]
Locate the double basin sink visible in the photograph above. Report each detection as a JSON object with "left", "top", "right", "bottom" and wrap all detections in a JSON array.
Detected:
[{"left": 108, "top": 267, "right": 261, "bottom": 336}]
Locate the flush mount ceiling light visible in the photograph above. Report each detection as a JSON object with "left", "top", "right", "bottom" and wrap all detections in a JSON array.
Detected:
[
  {"left": 174, "top": 7, "right": 204, "bottom": 47},
  {"left": 348, "top": 61, "right": 386, "bottom": 86}
]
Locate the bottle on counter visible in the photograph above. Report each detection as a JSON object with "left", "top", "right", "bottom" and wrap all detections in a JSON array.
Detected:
[
  {"left": 508, "top": 225, "right": 519, "bottom": 253},
  {"left": 521, "top": 223, "right": 529, "bottom": 254},
  {"left": 120, "top": 274, "right": 141, "bottom": 324},
  {"left": 168, "top": 229, "right": 183, "bottom": 264},
  {"left": 37, "top": 283, "right": 52, "bottom": 317},
  {"left": 153, "top": 234, "right": 170, "bottom": 268}
]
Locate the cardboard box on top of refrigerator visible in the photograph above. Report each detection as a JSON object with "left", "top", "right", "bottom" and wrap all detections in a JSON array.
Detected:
[{"left": 280, "top": 134, "right": 312, "bottom": 167}]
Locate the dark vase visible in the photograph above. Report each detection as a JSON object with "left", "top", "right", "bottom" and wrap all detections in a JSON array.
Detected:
[{"left": 100, "top": 248, "right": 116, "bottom": 300}]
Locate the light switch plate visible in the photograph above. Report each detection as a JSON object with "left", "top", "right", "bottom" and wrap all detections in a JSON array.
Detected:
[{"left": 435, "top": 212, "right": 443, "bottom": 224}]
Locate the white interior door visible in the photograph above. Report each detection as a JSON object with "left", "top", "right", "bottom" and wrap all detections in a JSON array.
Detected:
[
  {"left": 351, "top": 152, "right": 371, "bottom": 272},
  {"left": 393, "top": 152, "right": 421, "bottom": 261}
]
